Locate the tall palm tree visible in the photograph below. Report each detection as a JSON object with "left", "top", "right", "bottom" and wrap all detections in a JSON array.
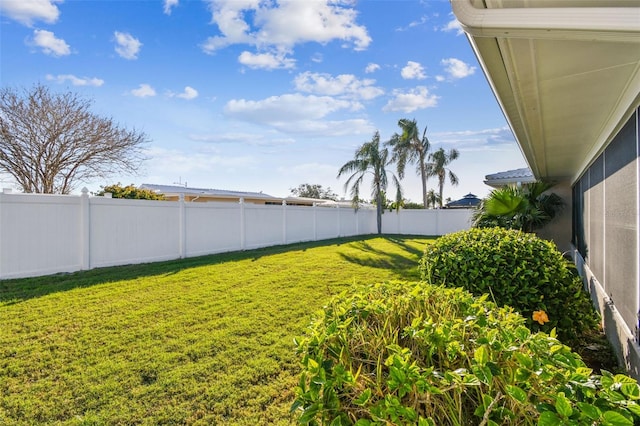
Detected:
[
  {"left": 386, "top": 118, "right": 431, "bottom": 208},
  {"left": 425, "top": 189, "right": 440, "bottom": 209},
  {"left": 337, "top": 131, "right": 402, "bottom": 234},
  {"left": 427, "top": 147, "right": 460, "bottom": 208}
]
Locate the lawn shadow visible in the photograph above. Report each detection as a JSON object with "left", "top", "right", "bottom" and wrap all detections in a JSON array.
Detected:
[
  {"left": 337, "top": 234, "right": 435, "bottom": 281},
  {"left": 0, "top": 235, "right": 382, "bottom": 306}
]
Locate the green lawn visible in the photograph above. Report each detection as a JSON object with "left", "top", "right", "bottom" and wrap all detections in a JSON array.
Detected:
[{"left": 0, "top": 235, "right": 434, "bottom": 425}]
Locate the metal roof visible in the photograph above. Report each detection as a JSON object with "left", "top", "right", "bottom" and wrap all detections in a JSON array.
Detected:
[
  {"left": 484, "top": 167, "right": 536, "bottom": 188},
  {"left": 446, "top": 193, "right": 481, "bottom": 208},
  {"left": 140, "top": 184, "right": 278, "bottom": 200}
]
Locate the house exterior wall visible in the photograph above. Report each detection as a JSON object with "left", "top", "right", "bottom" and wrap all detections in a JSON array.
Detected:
[
  {"left": 0, "top": 193, "right": 473, "bottom": 280},
  {"left": 534, "top": 182, "right": 573, "bottom": 253},
  {"left": 572, "top": 107, "right": 640, "bottom": 376}
]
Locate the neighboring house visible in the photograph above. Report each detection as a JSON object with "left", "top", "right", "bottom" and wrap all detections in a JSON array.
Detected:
[
  {"left": 445, "top": 193, "right": 481, "bottom": 209},
  {"left": 451, "top": 0, "right": 640, "bottom": 376},
  {"left": 484, "top": 168, "right": 536, "bottom": 188},
  {"left": 140, "top": 183, "right": 285, "bottom": 204},
  {"left": 139, "top": 184, "right": 354, "bottom": 207}
]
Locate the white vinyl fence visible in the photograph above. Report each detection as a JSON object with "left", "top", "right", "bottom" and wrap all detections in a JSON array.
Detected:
[{"left": 0, "top": 189, "right": 472, "bottom": 279}]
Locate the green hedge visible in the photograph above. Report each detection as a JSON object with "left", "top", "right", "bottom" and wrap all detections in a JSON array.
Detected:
[
  {"left": 419, "top": 227, "right": 597, "bottom": 343},
  {"left": 293, "top": 281, "right": 640, "bottom": 425}
]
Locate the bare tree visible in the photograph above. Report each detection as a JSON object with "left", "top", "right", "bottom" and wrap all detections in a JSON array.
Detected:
[{"left": 0, "top": 84, "right": 148, "bottom": 194}]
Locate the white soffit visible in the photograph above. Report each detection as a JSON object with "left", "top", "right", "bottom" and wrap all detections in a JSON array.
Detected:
[{"left": 452, "top": 0, "right": 640, "bottom": 183}]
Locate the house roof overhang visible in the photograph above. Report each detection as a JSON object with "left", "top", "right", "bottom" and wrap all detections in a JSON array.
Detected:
[{"left": 451, "top": 0, "right": 640, "bottom": 184}]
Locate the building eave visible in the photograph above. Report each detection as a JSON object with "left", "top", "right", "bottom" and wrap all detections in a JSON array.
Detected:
[{"left": 451, "top": 0, "right": 640, "bottom": 184}]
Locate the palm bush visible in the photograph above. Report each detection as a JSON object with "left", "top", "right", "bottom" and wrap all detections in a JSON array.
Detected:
[{"left": 472, "top": 182, "right": 563, "bottom": 232}]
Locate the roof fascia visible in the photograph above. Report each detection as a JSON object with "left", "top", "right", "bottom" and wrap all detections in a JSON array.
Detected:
[{"left": 451, "top": 0, "right": 640, "bottom": 42}]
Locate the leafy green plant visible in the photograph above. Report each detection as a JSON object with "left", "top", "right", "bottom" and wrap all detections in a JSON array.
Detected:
[
  {"left": 472, "top": 182, "right": 563, "bottom": 232},
  {"left": 93, "top": 183, "right": 165, "bottom": 200},
  {"left": 292, "top": 281, "right": 640, "bottom": 425},
  {"left": 419, "top": 227, "right": 597, "bottom": 344}
]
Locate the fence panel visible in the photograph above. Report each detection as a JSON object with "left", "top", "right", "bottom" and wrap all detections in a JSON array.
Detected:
[
  {"left": 89, "top": 198, "right": 180, "bottom": 268},
  {"left": 316, "top": 208, "right": 339, "bottom": 240},
  {"left": 244, "top": 204, "right": 283, "bottom": 249},
  {"left": 0, "top": 193, "right": 82, "bottom": 279},
  {"left": 185, "top": 202, "right": 242, "bottom": 257},
  {"left": 285, "top": 205, "right": 315, "bottom": 244}
]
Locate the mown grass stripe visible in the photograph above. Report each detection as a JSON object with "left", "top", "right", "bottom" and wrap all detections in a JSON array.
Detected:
[{"left": 0, "top": 235, "right": 434, "bottom": 425}]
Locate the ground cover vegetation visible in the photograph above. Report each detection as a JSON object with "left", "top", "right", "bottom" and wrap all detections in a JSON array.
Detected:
[
  {"left": 294, "top": 230, "right": 637, "bottom": 425},
  {"left": 294, "top": 282, "right": 639, "bottom": 425},
  {"left": 0, "top": 236, "right": 431, "bottom": 425}
]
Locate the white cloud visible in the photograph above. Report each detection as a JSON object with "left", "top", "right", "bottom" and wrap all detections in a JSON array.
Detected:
[
  {"left": 225, "top": 93, "right": 353, "bottom": 122},
  {"left": 202, "top": 0, "right": 371, "bottom": 54},
  {"left": 396, "top": 15, "right": 428, "bottom": 32},
  {"left": 272, "top": 118, "right": 374, "bottom": 136},
  {"left": 442, "top": 16, "right": 464, "bottom": 36},
  {"left": 382, "top": 86, "right": 438, "bottom": 113},
  {"left": 189, "top": 132, "right": 294, "bottom": 147},
  {"left": 294, "top": 72, "right": 384, "bottom": 101},
  {"left": 114, "top": 31, "right": 142, "bottom": 60},
  {"left": 146, "top": 146, "right": 256, "bottom": 175},
  {"left": 175, "top": 86, "right": 198, "bottom": 100},
  {"left": 163, "top": 0, "right": 178, "bottom": 15},
  {"left": 311, "top": 53, "right": 323, "bottom": 63},
  {"left": 31, "top": 29, "right": 70, "bottom": 56},
  {"left": 400, "top": 61, "right": 426, "bottom": 80},
  {"left": 46, "top": 74, "right": 104, "bottom": 86},
  {"left": 440, "top": 58, "right": 476, "bottom": 80},
  {"left": 365, "top": 63, "right": 380, "bottom": 73},
  {"left": 0, "top": 0, "right": 61, "bottom": 26},
  {"left": 131, "top": 84, "right": 156, "bottom": 98},
  {"left": 224, "top": 93, "right": 373, "bottom": 136},
  {"left": 433, "top": 126, "right": 515, "bottom": 148},
  {"left": 238, "top": 51, "right": 295, "bottom": 70}
]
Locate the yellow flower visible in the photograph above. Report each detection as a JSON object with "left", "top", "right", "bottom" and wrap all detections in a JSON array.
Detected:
[{"left": 532, "top": 310, "right": 549, "bottom": 325}]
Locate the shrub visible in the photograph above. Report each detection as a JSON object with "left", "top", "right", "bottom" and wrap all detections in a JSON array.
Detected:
[
  {"left": 419, "top": 227, "right": 597, "bottom": 344},
  {"left": 292, "top": 281, "right": 640, "bottom": 425}
]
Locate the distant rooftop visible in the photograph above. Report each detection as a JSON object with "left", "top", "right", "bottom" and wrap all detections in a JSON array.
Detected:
[
  {"left": 484, "top": 168, "right": 536, "bottom": 188},
  {"left": 140, "top": 184, "right": 278, "bottom": 200},
  {"left": 445, "top": 193, "right": 481, "bottom": 209}
]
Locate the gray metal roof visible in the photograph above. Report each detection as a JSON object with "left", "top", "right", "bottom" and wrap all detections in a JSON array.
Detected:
[
  {"left": 140, "top": 184, "right": 277, "bottom": 200},
  {"left": 484, "top": 168, "right": 536, "bottom": 188}
]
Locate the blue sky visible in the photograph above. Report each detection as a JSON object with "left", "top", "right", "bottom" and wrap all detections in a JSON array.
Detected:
[{"left": 0, "top": 0, "right": 527, "bottom": 203}]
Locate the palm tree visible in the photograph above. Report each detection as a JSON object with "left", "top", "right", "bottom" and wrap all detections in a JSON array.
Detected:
[
  {"left": 386, "top": 118, "right": 431, "bottom": 208},
  {"left": 472, "top": 182, "right": 564, "bottom": 232},
  {"left": 337, "top": 131, "right": 402, "bottom": 234},
  {"left": 427, "top": 147, "right": 460, "bottom": 208},
  {"left": 425, "top": 189, "right": 440, "bottom": 209}
]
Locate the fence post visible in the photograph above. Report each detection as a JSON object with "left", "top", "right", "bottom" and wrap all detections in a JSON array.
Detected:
[
  {"left": 80, "top": 187, "right": 90, "bottom": 270},
  {"left": 355, "top": 208, "right": 359, "bottom": 236},
  {"left": 0, "top": 192, "right": 3, "bottom": 279},
  {"left": 282, "top": 200, "right": 287, "bottom": 245},
  {"left": 179, "top": 194, "right": 186, "bottom": 258},
  {"left": 313, "top": 203, "right": 317, "bottom": 241},
  {"left": 239, "top": 198, "right": 245, "bottom": 250}
]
